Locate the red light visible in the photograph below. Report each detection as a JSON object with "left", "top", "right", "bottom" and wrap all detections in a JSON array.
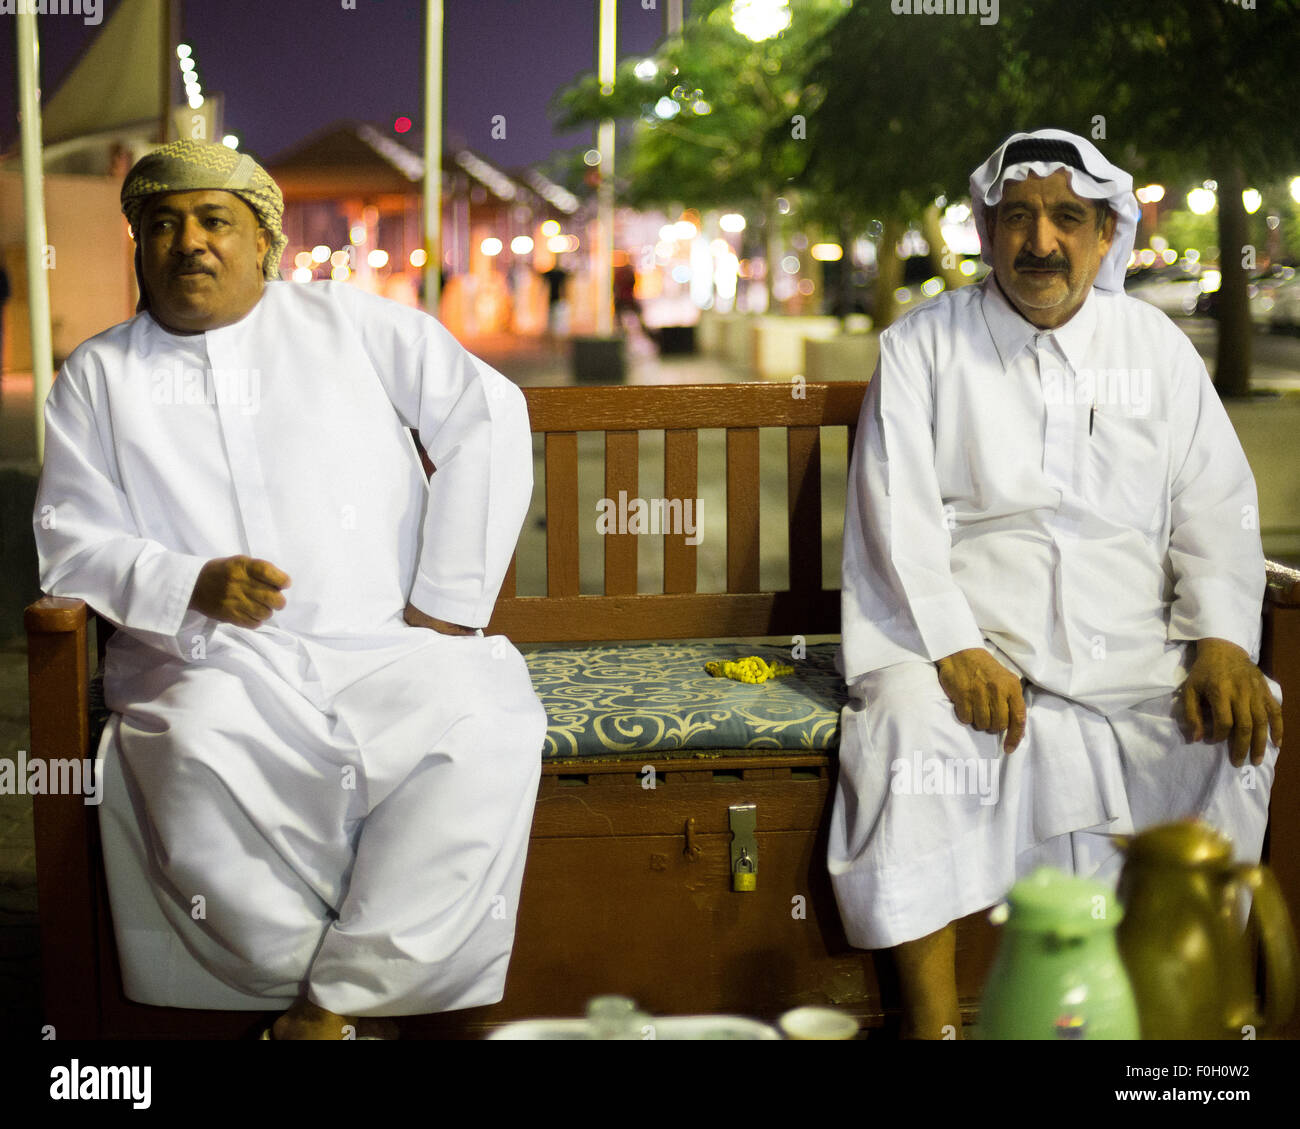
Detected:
[{"left": 394, "top": 117, "right": 412, "bottom": 133}]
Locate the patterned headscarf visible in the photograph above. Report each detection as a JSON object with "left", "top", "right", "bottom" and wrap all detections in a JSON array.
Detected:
[
  {"left": 121, "top": 139, "right": 287, "bottom": 311},
  {"left": 969, "top": 128, "right": 1141, "bottom": 294}
]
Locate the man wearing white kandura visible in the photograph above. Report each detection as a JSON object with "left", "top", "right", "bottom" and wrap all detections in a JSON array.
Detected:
[
  {"left": 829, "top": 127, "right": 1282, "bottom": 1038},
  {"left": 34, "top": 140, "right": 546, "bottom": 1040}
]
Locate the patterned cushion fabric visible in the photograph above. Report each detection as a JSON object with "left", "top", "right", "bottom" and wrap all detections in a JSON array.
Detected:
[
  {"left": 526, "top": 642, "right": 845, "bottom": 761},
  {"left": 86, "top": 642, "right": 847, "bottom": 764}
]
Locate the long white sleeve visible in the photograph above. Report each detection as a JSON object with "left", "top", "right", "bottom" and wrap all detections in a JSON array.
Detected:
[
  {"left": 840, "top": 330, "right": 985, "bottom": 685},
  {"left": 337, "top": 285, "right": 533, "bottom": 629},
  {"left": 1164, "top": 336, "right": 1266, "bottom": 659},
  {"left": 34, "top": 352, "right": 215, "bottom": 660}
]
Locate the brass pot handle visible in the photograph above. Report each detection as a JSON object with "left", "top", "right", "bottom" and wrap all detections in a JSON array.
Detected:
[{"left": 1234, "top": 864, "right": 1299, "bottom": 1033}]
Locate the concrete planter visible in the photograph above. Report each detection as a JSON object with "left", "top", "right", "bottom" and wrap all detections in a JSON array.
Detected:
[
  {"left": 751, "top": 315, "right": 873, "bottom": 380},
  {"left": 696, "top": 310, "right": 751, "bottom": 362},
  {"left": 696, "top": 309, "right": 724, "bottom": 355},
  {"left": 803, "top": 332, "right": 881, "bottom": 384},
  {"left": 1224, "top": 395, "right": 1300, "bottom": 559},
  {"left": 721, "top": 314, "right": 757, "bottom": 368}
]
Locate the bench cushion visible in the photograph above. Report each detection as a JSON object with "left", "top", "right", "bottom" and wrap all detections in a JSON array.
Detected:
[
  {"left": 87, "top": 642, "right": 848, "bottom": 766},
  {"left": 525, "top": 642, "right": 845, "bottom": 761}
]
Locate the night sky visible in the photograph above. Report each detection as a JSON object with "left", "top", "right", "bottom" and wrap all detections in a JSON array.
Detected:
[{"left": 0, "top": 0, "right": 682, "bottom": 170}]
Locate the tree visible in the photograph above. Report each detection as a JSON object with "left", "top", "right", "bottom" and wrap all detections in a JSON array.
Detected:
[
  {"left": 1057, "top": 0, "right": 1300, "bottom": 397},
  {"left": 796, "top": 0, "right": 1300, "bottom": 390},
  {"left": 793, "top": 2, "right": 1122, "bottom": 326},
  {"left": 551, "top": 0, "right": 847, "bottom": 307}
]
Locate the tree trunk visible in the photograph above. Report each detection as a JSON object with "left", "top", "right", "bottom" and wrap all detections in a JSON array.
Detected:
[
  {"left": 834, "top": 219, "right": 856, "bottom": 327},
  {"left": 922, "top": 204, "right": 967, "bottom": 291},
  {"left": 1213, "top": 161, "right": 1253, "bottom": 399},
  {"left": 873, "top": 216, "right": 904, "bottom": 329},
  {"left": 763, "top": 187, "right": 781, "bottom": 313}
]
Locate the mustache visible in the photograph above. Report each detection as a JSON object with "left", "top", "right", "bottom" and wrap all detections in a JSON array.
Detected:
[
  {"left": 1015, "top": 251, "right": 1068, "bottom": 272},
  {"left": 173, "top": 256, "right": 213, "bottom": 274}
]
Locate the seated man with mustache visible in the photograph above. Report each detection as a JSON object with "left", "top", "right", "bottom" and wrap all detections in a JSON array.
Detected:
[
  {"left": 829, "top": 128, "right": 1282, "bottom": 1038},
  {"left": 34, "top": 140, "right": 546, "bottom": 1039}
]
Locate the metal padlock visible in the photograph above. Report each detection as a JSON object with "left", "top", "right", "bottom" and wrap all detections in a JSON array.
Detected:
[
  {"left": 730, "top": 804, "right": 758, "bottom": 893},
  {"left": 733, "top": 848, "right": 757, "bottom": 892}
]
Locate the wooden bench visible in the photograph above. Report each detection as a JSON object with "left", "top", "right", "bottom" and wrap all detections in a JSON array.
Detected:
[{"left": 25, "top": 381, "right": 1300, "bottom": 1038}]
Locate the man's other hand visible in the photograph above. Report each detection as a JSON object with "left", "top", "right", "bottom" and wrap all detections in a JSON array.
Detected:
[
  {"left": 1181, "top": 637, "right": 1282, "bottom": 766},
  {"left": 403, "top": 602, "right": 476, "bottom": 635},
  {"left": 936, "top": 647, "right": 1027, "bottom": 753},
  {"left": 189, "top": 556, "right": 290, "bottom": 629}
]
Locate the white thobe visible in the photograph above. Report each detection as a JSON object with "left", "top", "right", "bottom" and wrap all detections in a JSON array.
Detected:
[
  {"left": 829, "top": 277, "right": 1279, "bottom": 949},
  {"left": 34, "top": 280, "right": 547, "bottom": 1014}
]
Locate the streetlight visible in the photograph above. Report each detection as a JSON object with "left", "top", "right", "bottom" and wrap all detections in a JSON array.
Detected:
[
  {"left": 731, "top": 0, "right": 792, "bottom": 41},
  {"left": 1186, "top": 188, "right": 1216, "bottom": 216}
]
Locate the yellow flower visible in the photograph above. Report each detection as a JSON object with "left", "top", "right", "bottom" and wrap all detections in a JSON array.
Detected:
[{"left": 705, "top": 656, "right": 795, "bottom": 684}]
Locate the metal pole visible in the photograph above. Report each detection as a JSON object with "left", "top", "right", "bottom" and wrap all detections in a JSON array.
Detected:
[
  {"left": 161, "top": 0, "right": 174, "bottom": 141},
  {"left": 16, "top": 11, "right": 53, "bottom": 464},
  {"left": 422, "top": 0, "right": 444, "bottom": 315},
  {"left": 595, "top": 0, "right": 616, "bottom": 337}
]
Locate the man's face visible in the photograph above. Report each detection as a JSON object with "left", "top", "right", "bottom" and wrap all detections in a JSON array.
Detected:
[
  {"left": 138, "top": 189, "right": 270, "bottom": 333},
  {"left": 989, "top": 169, "right": 1115, "bottom": 329}
]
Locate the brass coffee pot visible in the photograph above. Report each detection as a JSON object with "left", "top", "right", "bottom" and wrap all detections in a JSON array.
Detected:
[{"left": 1116, "top": 821, "right": 1298, "bottom": 1039}]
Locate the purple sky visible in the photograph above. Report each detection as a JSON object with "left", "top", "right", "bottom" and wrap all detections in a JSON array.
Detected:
[{"left": 1, "top": 0, "right": 682, "bottom": 171}]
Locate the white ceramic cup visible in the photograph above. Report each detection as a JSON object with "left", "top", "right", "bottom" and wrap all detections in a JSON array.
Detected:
[{"left": 777, "top": 1007, "right": 860, "bottom": 1041}]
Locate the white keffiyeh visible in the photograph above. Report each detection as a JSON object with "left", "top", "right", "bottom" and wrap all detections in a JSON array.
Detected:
[{"left": 969, "top": 128, "right": 1141, "bottom": 293}]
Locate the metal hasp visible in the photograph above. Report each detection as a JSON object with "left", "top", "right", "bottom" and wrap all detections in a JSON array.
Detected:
[{"left": 729, "top": 804, "right": 758, "bottom": 892}]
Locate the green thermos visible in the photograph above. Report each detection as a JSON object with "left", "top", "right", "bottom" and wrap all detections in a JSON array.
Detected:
[{"left": 980, "top": 867, "right": 1140, "bottom": 1040}]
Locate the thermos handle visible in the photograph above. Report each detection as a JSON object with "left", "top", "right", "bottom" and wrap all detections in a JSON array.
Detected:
[{"left": 1233, "top": 864, "right": 1298, "bottom": 1033}]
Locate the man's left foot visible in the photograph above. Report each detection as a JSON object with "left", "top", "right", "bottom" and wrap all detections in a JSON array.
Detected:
[{"left": 269, "top": 998, "right": 399, "bottom": 1040}]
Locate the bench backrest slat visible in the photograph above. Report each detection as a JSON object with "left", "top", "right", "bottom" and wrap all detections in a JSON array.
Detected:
[
  {"left": 545, "top": 431, "right": 581, "bottom": 597},
  {"left": 787, "top": 426, "right": 823, "bottom": 599},
  {"left": 663, "top": 429, "right": 699, "bottom": 594},
  {"left": 726, "top": 427, "right": 761, "bottom": 593},
  {"left": 492, "top": 382, "right": 869, "bottom": 643},
  {"left": 604, "top": 430, "right": 640, "bottom": 596}
]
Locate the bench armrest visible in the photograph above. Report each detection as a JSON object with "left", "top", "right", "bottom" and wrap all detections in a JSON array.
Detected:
[
  {"left": 1267, "top": 561, "right": 1300, "bottom": 608},
  {"left": 24, "top": 595, "right": 102, "bottom": 1037}
]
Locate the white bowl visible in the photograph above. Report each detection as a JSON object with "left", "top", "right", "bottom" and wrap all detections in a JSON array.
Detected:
[{"left": 777, "top": 1007, "right": 860, "bottom": 1040}]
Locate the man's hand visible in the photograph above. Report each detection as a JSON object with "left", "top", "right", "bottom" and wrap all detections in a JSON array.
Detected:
[
  {"left": 403, "top": 602, "right": 476, "bottom": 636},
  {"left": 1181, "top": 637, "right": 1282, "bottom": 766},
  {"left": 189, "top": 556, "right": 290, "bottom": 629},
  {"left": 935, "top": 647, "right": 1027, "bottom": 753}
]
